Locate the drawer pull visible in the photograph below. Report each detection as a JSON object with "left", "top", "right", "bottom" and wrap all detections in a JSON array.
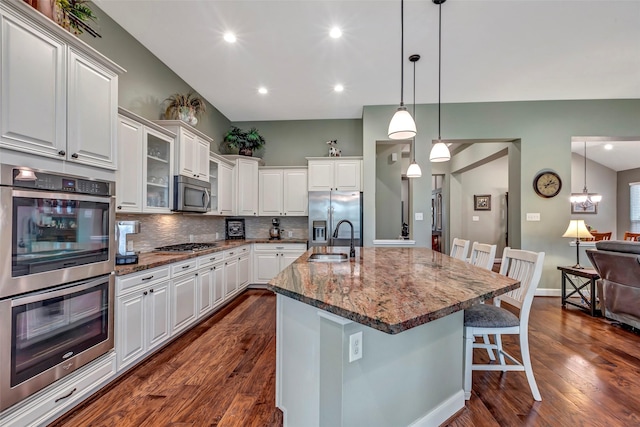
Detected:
[
  {"left": 229, "top": 252, "right": 234, "bottom": 255},
  {"left": 275, "top": 246, "right": 284, "bottom": 249},
  {"left": 141, "top": 275, "right": 154, "bottom": 281},
  {"left": 55, "top": 387, "right": 77, "bottom": 403},
  {"left": 182, "top": 265, "right": 191, "bottom": 269}
]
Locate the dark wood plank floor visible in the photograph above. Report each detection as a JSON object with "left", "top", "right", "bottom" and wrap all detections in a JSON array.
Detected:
[{"left": 51, "top": 290, "right": 640, "bottom": 426}]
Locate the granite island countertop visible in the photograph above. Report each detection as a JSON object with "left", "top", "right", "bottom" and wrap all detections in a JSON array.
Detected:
[
  {"left": 267, "top": 246, "right": 519, "bottom": 334},
  {"left": 115, "top": 238, "right": 307, "bottom": 276}
]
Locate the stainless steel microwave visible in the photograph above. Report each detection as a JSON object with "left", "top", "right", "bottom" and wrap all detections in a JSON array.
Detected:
[{"left": 173, "top": 175, "right": 210, "bottom": 213}]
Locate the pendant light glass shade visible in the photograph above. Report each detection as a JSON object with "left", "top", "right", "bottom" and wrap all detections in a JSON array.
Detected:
[
  {"left": 407, "top": 160, "right": 422, "bottom": 178},
  {"left": 429, "top": 141, "right": 450, "bottom": 162},
  {"left": 388, "top": 106, "right": 417, "bottom": 140}
]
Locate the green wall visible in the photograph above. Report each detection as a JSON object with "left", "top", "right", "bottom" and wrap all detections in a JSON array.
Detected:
[
  {"left": 81, "top": 2, "right": 231, "bottom": 150},
  {"left": 229, "top": 119, "right": 363, "bottom": 166},
  {"left": 363, "top": 99, "right": 640, "bottom": 290}
]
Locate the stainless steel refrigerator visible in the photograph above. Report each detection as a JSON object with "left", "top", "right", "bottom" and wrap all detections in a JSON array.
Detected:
[{"left": 308, "top": 191, "right": 363, "bottom": 248}]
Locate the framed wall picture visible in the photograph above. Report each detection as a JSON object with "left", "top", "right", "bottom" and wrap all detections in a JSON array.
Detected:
[
  {"left": 571, "top": 201, "right": 598, "bottom": 214},
  {"left": 474, "top": 194, "right": 491, "bottom": 211}
]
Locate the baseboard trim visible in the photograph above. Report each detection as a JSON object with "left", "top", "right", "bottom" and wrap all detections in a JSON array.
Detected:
[
  {"left": 409, "top": 389, "right": 465, "bottom": 427},
  {"left": 536, "top": 288, "right": 562, "bottom": 297}
]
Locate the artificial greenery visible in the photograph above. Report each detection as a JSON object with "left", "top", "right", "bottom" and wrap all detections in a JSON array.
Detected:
[
  {"left": 56, "top": 0, "right": 97, "bottom": 35},
  {"left": 164, "top": 92, "right": 207, "bottom": 121},
  {"left": 223, "top": 126, "right": 266, "bottom": 153}
]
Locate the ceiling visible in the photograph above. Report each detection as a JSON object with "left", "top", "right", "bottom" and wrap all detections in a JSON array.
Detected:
[
  {"left": 571, "top": 139, "right": 640, "bottom": 172},
  {"left": 93, "top": 0, "right": 640, "bottom": 122}
]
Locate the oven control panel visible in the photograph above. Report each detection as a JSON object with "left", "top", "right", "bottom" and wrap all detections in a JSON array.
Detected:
[{"left": 12, "top": 169, "right": 113, "bottom": 196}]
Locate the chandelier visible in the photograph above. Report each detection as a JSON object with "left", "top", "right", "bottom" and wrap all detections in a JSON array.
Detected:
[{"left": 570, "top": 141, "right": 602, "bottom": 208}]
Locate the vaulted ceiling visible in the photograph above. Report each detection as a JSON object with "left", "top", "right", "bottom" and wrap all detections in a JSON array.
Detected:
[{"left": 94, "top": 0, "right": 640, "bottom": 122}]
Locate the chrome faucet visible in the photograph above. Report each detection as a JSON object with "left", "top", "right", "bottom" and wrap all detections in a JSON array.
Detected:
[{"left": 333, "top": 219, "right": 356, "bottom": 258}]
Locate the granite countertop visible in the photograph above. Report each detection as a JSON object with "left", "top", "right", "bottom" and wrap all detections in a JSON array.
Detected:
[
  {"left": 267, "top": 246, "right": 519, "bottom": 334},
  {"left": 115, "top": 238, "right": 307, "bottom": 276}
]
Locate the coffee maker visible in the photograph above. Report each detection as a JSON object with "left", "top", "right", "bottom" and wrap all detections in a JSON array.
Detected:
[{"left": 269, "top": 218, "right": 282, "bottom": 240}]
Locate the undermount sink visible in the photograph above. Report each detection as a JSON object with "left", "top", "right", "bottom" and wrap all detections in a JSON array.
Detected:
[{"left": 308, "top": 253, "right": 349, "bottom": 263}]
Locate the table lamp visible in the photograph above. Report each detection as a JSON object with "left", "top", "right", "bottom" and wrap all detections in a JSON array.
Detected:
[{"left": 562, "top": 219, "right": 594, "bottom": 269}]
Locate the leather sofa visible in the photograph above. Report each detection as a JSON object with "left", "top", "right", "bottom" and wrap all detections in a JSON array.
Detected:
[{"left": 587, "top": 241, "right": 640, "bottom": 329}]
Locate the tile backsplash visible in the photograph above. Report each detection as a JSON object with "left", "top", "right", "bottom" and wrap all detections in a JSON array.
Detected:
[{"left": 116, "top": 214, "right": 308, "bottom": 253}]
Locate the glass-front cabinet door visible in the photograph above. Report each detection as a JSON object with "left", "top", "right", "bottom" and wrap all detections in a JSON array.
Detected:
[
  {"left": 144, "top": 129, "right": 173, "bottom": 212},
  {"left": 209, "top": 159, "right": 219, "bottom": 213}
]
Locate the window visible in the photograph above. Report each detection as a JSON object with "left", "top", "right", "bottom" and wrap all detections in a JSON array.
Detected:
[{"left": 631, "top": 183, "right": 640, "bottom": 232}]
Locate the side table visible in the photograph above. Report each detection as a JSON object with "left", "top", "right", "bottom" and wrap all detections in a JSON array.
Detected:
[{"left": 557, "top": 266, "right": 600, "bottom": 316}]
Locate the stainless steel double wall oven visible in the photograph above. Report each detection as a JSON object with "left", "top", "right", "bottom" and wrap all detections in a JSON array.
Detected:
[{"left": 0, "top": 165, "right": 116, "bottom": 411}]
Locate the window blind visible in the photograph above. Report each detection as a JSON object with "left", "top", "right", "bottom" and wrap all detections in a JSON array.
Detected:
[{"left": 631, "top": 183, "right": 640, "bottom": 232}]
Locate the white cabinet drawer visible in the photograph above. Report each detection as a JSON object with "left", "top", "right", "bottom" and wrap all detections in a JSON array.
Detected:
[
  {"left": 171, "top": 259, "right": 198, "bottom": 277},
  {"left": 197, "top": 251, "right": 225, "bottom": 268},
  {"left": 117, "top": 266, "right": 170, "bottom": 294},
  {"left": 224, "top": 245, "right": 249, "bottom": 259},
  {"left": 1, "top": 353, "right": 116, "bottom": 427},
  {"left": 254, "top": 243, "right": 307, "bottom": 252}
]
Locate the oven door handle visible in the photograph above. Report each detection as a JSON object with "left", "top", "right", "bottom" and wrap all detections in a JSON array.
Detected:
[{"left": 10, "top": 274, "right": 111, "bottom": 307}]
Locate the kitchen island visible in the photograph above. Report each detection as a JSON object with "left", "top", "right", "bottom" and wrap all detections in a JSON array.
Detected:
[{"left": 267, "top": 246, "right": 519, "bottom": 427}]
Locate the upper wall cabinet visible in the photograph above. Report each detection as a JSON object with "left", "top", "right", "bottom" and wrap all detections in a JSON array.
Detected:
[
  {"left": 117, "top": 108, "right": 175, "bottom": 213},
  {"left": 154, "top": 121, "right": 211, "bottom": 182},
  {"left": 234, "top": 156, "right": 260, "bottom": 216},
  {"left": 259, "top": 168, "right": 308, "bottom": 216},
  {"left": 207, "top": 153, "right": 235, "bottom": 216},
  {"left": 307, "top": 157, "right": 362, "bottom": 191},
  {"left": 0, "top": 1, "right": 125, "bottom": 169}
]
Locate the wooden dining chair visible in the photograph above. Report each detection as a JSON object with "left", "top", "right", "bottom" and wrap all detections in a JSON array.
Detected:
[
  {"left": 468, "top": 242, "right": 497, "bottom": 271},
  {"left": 590, "top": 231, "right": 612, "bottom": 241},
  {"left": 623, "top": 232, "right": 640, "bottom": 241},
  {"left": 463, "top": 247, "right": 545, "bottom": 401},
  {"left": 450, "top": 238, "right": 470, "bottom": 260}
]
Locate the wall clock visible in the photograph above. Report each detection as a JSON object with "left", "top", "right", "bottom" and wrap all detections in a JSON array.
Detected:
[{"left": 533, "top": 171, "right": 562, "bottom": 198}]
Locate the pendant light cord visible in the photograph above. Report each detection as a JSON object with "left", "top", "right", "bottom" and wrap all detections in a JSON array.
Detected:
[
  {"left": 400, "top": 0, "right": 405, "bottom": 107},
  {"left": 583, "top": 141, "right": 588, "bottom": 192},
  {"left": 438, "top": 0, "right": 442, "bottom": 140},
  {"left": 412, "top": 56, "right": 416, "bottom": 161}
]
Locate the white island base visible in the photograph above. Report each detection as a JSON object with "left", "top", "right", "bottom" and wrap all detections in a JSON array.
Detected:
[{"left": 275, "top": 294, "right": 466, "bottom": 427}]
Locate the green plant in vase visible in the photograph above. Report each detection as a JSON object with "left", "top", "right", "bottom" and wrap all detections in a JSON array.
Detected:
[
  {"left": 223, "top": 126, "right": 266, "bottom": 156},
  {"left": 54, "top": 0, "right": 97, "bottom": 35}
]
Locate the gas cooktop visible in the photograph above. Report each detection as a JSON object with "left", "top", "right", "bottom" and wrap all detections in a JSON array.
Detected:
[{"left": 153, "top": 242, "right": 219, "bottom": 253}]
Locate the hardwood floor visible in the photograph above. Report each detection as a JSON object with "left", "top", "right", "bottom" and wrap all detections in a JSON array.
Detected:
[{"left": 51, "top": 290, "right": 640, "bottom": 426}]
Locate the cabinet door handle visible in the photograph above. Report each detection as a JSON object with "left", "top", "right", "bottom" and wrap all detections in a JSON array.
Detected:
[
  {"left": 149, "top": 288, "right": 154, "bottom": 293},
  {"left": 58, "top": 150, "right": 66, "bottom": 156},
  {"left": 141, "top": 275, "right": 154, "bottom": 281},
  {"left": 55, "top": 387, "right": 77, "bottom": 403},
  {"left": 71, "top": 153, "right": 79, "bottom": 159},
  {"left": 143, "top": 291, "right": 148, "bottom": 296},
  {"left": 117, "top": 205, "right": 122, "bottom": 210}
]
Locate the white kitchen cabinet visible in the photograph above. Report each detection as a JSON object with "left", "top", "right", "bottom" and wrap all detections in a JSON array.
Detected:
[
  {"left": 196, "top": 251, "right": 225, "bottom": 316},
  {"left": 253, "top": 243, "right": 307, "bottom": 284},
  {"left": 224, "top": 256, "right": 238, "bottom": 298},
  {"left": 208, "top": 153, "right": 235, "bottom": 216},
  {"left": 0, "top": 1, "right": 124, "bottom": 169},
  {"left": 116, "top": 269, "right": 170, "bottom": 372},
  {"left": 234, "top": 157, "right": 260, "bottom": 216},
  {"left": 170, "top": 259, "right": 198, "bottom": 335},
  {"left": 307, "top": 157, "right": 362, "bottom": 191},
  {"left": 67, "top": 48, "right": 119, "bottom": 169},
  {"left": 238, "top": 251, "right": 250, "bottom": 291},
  {"left": 154, "top": 120, "right": 211, "bottom": 182},
  {"left": 116, "top": 108, "right": 175, "bottom": 213},
  {"left": 224, "top": 245, "right": 250, "bottom": 296},
  {"left": 258, "top": 168, "right": 308, "bottom": 216}
]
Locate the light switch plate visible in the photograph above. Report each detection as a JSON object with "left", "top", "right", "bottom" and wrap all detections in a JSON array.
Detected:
[
  {"left": 526, "top": 213, "right": 541, "bottom": 221},
  {"left": 472, "top": 216, "right": 479, "bottom": 222},
  {"left": 415, "top": 212, "right": 424, "bottom": 221}
]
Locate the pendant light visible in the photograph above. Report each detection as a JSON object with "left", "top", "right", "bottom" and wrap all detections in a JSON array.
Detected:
[
  {"left": 406, "top": 54, "right": 422, "bottom": 178},
  {"left": 429, "top": 0, "right": 451, "bottom": 162},
  {"left": 570, "top": 141, "right": 602, "bottom": 206},
  {"left": 388, "top": 0, "right": 417, "bottom": 140}
]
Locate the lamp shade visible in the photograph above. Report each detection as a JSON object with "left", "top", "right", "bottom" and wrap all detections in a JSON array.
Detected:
[
  {"left": 406, "top": 161, "right": 422, "bottom": 178},
  {"left": 15, "top": 168, "right": 37, "bottom": 181},
  {"left": 429, "top": 141, "right": 451, "bottom": 162},
  {"left": 388, "top": 107, "right": 417, "bottom": 140},
  {"left": 562, "top": 220, "right": 593, "bottom": 240}
]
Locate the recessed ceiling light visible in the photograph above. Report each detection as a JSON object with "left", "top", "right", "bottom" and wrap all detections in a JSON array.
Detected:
[
  {"left": 334, "top": 84, "right": 344, "bottom": 92},
  {"left": 329, "top": 27, "right": 342, "bottom": 39},
  {"left": 258, "top": 87, "right": 268, "bottom": 95},
  {"left": 604, "top": 143, "right": 613, "bottom": 150},
  {"left": 223, "top": 32, "right": 236, "bottom": 43}
]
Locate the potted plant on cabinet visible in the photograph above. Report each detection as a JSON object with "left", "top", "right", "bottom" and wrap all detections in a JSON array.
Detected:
[
  {"left": 223, "top": 126, "right": 265, "bottom": 156},
  {"left": 164, "top": 92, "right": 207, "bottom": 126}
]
